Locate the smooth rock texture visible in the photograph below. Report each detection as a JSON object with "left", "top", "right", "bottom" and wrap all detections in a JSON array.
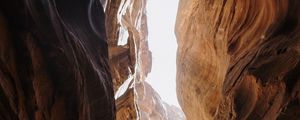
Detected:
[
  {"left": 0, "top": 0, "right": 115, "bottom": 119},
  {"left": 176, "top": 0, "right": 300, "bottom": 120}
]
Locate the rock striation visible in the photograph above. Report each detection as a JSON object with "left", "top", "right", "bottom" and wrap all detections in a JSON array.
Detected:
[
  {"left": 105, "top": 0, "right": 152, "bottom": 119},
  {"left": 105, "top": 0, "right": 151, "bottom": 94},
  {"left": 1, "top": 0, "right": 186, "bottom": 119},
  {"left": 0, "top": 0, "right": 115, "bottom": 119},
  {"left": 176, "top": 0, "right": 300, "bottom": 120},
  {"left": 105, "top": 0, "right": 186, "bottom": 120}
]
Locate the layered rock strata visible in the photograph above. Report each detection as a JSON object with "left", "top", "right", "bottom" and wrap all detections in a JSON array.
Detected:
[{"left": 176, "top": 0, "right": 300, "bottom": 120}]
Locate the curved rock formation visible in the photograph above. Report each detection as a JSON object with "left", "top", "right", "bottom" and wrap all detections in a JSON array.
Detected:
[
  {"left": 105, "top": 0, "right": 151, "bottom": 92},
  {"left": 105, "top": 0, "right": 152, "bottom": 119},
  {"left": 176, "top": 0, "right": 300, "bottom": 120},
  {"left": 105, "top": 0, "right": 186, "bottom": 120},
  {"left": 0, "top": 0, "right": 115, "bottom": 119}
]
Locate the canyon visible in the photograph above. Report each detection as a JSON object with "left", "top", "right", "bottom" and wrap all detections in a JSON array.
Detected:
[
  {"left": 105, "top": 0, "right": 184, "bottom": 119},
  {"left": 0, "top": 0, "right": 299, "bottom": 120}
]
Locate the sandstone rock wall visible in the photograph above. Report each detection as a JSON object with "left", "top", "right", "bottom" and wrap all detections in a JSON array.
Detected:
[
  {"left": 136, "top": 82, "right": 185, "bottom": 120},
  {"left": 105, "top": 0, "right": 151, "bottom": 119},
  {"left": 105, "top": 0, "right": 185, "bottom": 119},
  {"left": 105, "top": 0, "right": 151, "bottom": 93},
  {"left": 0, "top": 0, "right": 115, "bottom": 119},
  {"left": 176, "top": 0, "right": 300, "bottom": 120}
]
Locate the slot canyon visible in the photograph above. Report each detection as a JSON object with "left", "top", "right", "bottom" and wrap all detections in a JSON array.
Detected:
[{"left": 0, "top": 0, "right": 299, "bottom": 120}]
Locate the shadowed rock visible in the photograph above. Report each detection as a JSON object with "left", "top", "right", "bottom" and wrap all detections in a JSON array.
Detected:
[{"left": 0, "top": 0, "right": 115, "bottom": 119}]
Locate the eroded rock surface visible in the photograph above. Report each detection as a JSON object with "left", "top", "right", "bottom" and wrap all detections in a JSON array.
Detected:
[
  {"left": 106, "top": 0, "right": 151, "bottom": 92},
  {"left": 0, "top": 0, "right": 115, "bottom": 119},
  {"left": 105, "top": 0, "right": 152, "bottom": 119},
  {"left": 176, "top": 0, "right": 300, "bottom": 120},
  {"left": 136, "top": 82, "right": 185, "bottom": 120},
  {"left": 105, "top": 0, "right": 186, "bottom": 120}
]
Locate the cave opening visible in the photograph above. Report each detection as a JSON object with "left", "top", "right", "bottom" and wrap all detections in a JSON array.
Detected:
[{"left": 146, "top": 0, "right": 181, "bottom": 108}]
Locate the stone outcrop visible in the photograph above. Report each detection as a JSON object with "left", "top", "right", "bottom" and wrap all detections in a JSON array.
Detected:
[
  {"left": 105, "top": 0, "right": 186, "bottom": 120},
  {"left": 105, "top": 0, "right": 152, "bottom": 119},
  {"left": 105, "top": 0, "right": 151, "bottom": 92},
  {"left": 0, "top": 0, "right": 115, "bottom": 119},
  {"left": 176, "top": 0, "right": 300, "bottom": 120}
]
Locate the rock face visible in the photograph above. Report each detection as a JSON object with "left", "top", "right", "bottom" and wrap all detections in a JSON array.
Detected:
[
  {"left": 105, "top": 0, "right": 186, "bottom": 120},
  {"left": 114, "top": 80, "right": 186, "bottom": 120},
  {"left": 136, "top": 82, "right": 185, "bottom": 120},
  {"left": 105, "top": 0, "right": 151, "bottom": 92},
  {"left": 0, "top": 0, "right": 115, "bottom": 119},
  {"left": 105, "top": 0, "right": 152, "bottom": 119},
  {"left": 176, "top": 0, "right": 300, "bottom": 120}
]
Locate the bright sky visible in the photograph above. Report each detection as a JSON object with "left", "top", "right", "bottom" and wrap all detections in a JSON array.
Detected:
[{"left": 146, "top": 0, "right": 180, "bottom": 107}]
